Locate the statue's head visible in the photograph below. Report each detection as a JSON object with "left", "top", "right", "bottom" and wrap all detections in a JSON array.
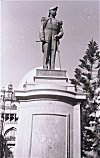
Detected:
[{"left": 48, "top": 6, "right": 58, "bottom": 17}]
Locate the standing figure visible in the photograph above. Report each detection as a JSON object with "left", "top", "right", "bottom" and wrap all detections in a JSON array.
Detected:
[{"left": 39, "top": 6, "right": 64, "bottom": 70}]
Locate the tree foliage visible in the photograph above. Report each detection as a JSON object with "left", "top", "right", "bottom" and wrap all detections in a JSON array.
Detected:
[
  {"left": 0, "top": 134, "right": 14, "bottom": 158},
  {"left": 71, "top": 39, "right": 100, "bottom": 157}
]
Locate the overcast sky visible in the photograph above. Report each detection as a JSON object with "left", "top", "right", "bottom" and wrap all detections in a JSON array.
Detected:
[{"left": 1, "top": 0, "right": 99, "bottom": 89}]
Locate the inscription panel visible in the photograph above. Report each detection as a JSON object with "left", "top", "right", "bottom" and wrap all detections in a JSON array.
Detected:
[
  {"left": 36, "top": 69, "right": 66, "bottom": 77},
  {"left": 30, "top": 114, "right": 69, "bottom": 158}
]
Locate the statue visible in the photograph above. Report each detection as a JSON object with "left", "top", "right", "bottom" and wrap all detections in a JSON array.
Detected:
[{"left": 39, "top": 6, "right": 64, "bottom": 70}]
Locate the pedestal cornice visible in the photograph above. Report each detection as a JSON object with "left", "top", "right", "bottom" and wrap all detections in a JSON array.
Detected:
[{"left": 15, "top": 88, "right": 86, "bottom": 104}]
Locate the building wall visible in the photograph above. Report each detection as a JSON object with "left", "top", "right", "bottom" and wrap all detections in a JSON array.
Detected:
[{"left": 0, "top": 88, "right": 19, "bottom": 156}]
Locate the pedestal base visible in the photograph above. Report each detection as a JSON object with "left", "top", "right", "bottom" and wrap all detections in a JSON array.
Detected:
[{"left": 15, "top": 69, "right": 86, "bottom": 158}]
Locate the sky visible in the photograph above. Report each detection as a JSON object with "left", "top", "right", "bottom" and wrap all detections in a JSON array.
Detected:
[{"left": 1, "top": 0, "right": 100, "bottom": 89}]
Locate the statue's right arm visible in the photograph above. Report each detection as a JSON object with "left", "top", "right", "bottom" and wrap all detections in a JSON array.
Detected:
[{"left": 39, "top": 17, "right": 47, "bottom": 42}]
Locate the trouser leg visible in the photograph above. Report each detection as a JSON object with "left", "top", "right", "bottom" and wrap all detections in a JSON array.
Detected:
[
  {"left": 43, "top": 43, "right": 49, "bottom": 69},
  {"left": 51, "top": 40, "right": 57, "bottom": 70}
]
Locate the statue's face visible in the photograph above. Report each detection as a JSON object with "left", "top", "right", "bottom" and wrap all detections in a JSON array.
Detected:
[{"left": 50, "top": 10, "right": 57, "bottom": 17}]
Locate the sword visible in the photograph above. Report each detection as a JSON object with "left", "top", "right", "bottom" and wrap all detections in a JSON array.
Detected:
[
  {"left": 36, "top": 40, "right": 42, "bottom": 42},
  {"left": 57, "top": 50, "right": 61, "bottom": 70},
  {"left": 36, "top": 40, "right": 48, "bottom": 43},
  {"left": 56, "top": 40, "right": 61, "bottom": 70}
]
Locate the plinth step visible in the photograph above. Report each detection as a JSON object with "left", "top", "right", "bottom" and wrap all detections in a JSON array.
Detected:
[{"left": 33, "top": 76, "right": 68, "bottom": 82}]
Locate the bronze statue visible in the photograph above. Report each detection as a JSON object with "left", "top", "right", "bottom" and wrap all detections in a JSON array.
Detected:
[{"left": 39, "top": 6, "right": 64, "bottom": 70}]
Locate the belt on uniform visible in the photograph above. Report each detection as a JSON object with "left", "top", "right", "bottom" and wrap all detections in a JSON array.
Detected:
[{"left": 46, "top": 28, "right": 58, "bottom": 31}]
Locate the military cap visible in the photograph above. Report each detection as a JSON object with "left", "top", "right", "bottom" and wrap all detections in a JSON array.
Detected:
[
  {"left": 49, "top": 6, "right": 58, "bottom": 11},
  {"left": 48, "top": 6, "right": 58, "bottom": 17}
]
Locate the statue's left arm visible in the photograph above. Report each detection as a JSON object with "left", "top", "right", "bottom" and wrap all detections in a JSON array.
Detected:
[
  {"left": 57, "top": 21, "right": 64, "bottom": 39},
  {"left": 54, "top": 21, "right": 64, "bottom": 40}
]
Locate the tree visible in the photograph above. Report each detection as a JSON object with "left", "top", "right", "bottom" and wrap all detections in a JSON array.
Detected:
[
  {"left": 71, "top": 39, "right": 100, "bottom": 157},
  {"left": 0, "top": 134, "right": 14, "bottom": 158}
]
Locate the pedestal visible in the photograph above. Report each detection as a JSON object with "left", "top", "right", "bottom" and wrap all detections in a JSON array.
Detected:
[{"left": 14, "top": 69, "right": 86, "bottom": 158}]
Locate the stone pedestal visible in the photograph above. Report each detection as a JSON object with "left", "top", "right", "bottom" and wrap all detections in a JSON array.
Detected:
[{"left": 14, "top": 69, "right": 86, "bottom": 158}]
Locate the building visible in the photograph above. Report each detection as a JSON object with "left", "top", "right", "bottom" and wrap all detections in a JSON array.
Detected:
[{"left": 0, "top": 84, "right": 19, "bottom": 157}]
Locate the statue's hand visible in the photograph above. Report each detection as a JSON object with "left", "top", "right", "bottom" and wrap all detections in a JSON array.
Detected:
[
  {"left": 54, "top": 35, "right": 59, "bottom": 40},
  {"left": 40, "top": 38, "right": 45, "bottom": 42}
]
